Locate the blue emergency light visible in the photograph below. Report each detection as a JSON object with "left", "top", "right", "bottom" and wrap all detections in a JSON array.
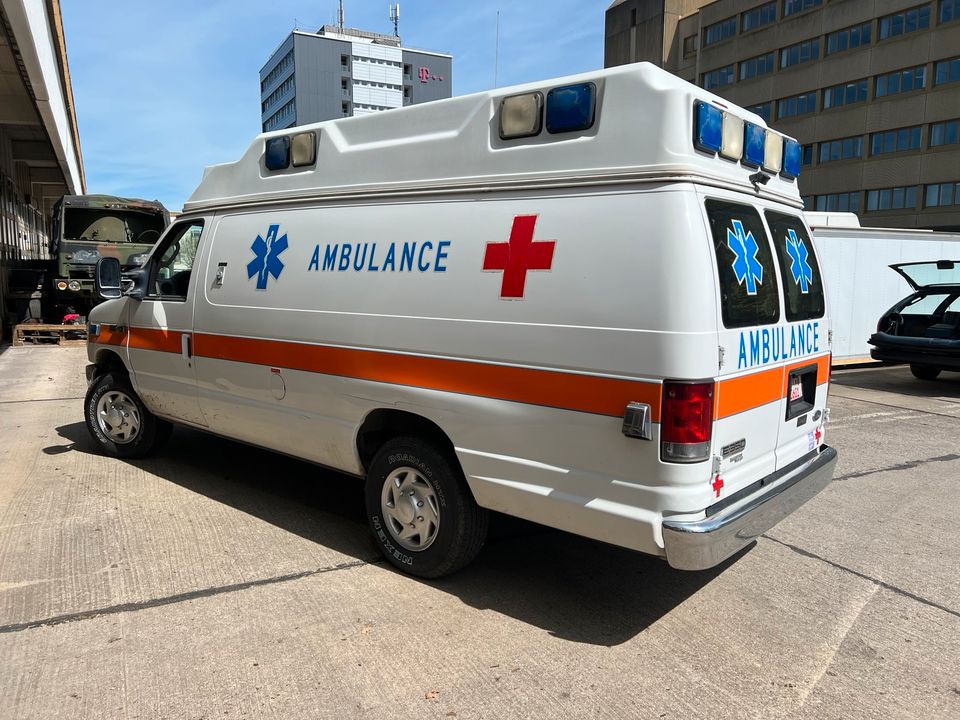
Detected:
[
  {"left": 545, "top": 83, "right": 596, "bottom": 134},
  {"left": 782, "top": 138, "right": 802, "bottom": 179},
  {"left": 694, "top": 101, "right": 723, "bottom": 154},
  {"left": 743, "top": 123, "right": 765, "bottom": 168},
  {"left": 265, "top": 136, "right": 290, "bottom": 171}
]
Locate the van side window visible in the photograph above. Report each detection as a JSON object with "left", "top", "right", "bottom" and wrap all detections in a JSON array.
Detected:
[
  {"left": 705, "top": 200, "right": 780, "bottom": 328},
  {"left": 147, "top": 221, "right": 204, "bottom": 301},
  {"left": 764, "top": 211, "right": 825, "bottom": 322}
]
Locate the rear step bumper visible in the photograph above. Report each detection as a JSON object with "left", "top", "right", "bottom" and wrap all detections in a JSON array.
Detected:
[{"left": 662, "top": 445, "right": 837, "bottom": 571}]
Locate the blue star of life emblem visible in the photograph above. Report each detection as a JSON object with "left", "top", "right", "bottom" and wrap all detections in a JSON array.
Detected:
[
  {"left": 785, "top": 229, "right": 813, "bottom": 294},
  {"left": 727, "top": 219, "right": 763, "bottom": 295},
  {"left": 247, "top": 224, "right": 288, "bottom": 290}
]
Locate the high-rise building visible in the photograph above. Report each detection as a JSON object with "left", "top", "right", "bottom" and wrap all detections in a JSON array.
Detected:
[
  {"left": 605, "top": 0, "right": 960, "bottom": 231},
  {"left": 259, "top": 25, "right": 452, "bottom": 132}
]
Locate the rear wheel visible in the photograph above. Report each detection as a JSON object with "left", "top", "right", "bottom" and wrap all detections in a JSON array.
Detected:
[
  {"left": 85, "top": 371, "right": 172, "bottom": 458},
  {"left": 365, "top": 436, "right": 488, "bottom": 578},
  {"left": 910, "top": 364, "right": 941, "bottom": 381}
]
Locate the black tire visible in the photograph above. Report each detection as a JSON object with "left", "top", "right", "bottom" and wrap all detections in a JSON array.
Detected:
[
  {"left": 85, "top": 371, "right": 172, "bottom": 458},
  {"left": 910, "top": 364, "right": 941, "bottom": 381},
  {"left": 365, "top": 436, "right": 488, "bottom": 578}
]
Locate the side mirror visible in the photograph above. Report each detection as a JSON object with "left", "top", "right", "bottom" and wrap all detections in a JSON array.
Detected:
[{"left": 95, "top": 257, "right": 122, "bottom": 300}]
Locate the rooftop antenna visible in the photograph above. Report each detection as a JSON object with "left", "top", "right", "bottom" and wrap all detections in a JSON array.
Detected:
[
  {"left": 494, "top": 10, "right": 500, "bottom": 88},
  {"left": 389, "top": 3, "right": 400, "bottom": 38},
  {"left": 338, "top": 0, "right": 344, "bottom": 32}
]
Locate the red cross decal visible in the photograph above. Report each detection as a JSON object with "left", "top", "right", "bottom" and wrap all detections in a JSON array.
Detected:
[
  {"left": 482, "top": 215, "right": 556, "bottom": 299},
  {"left": 815, "top": 426, "right": 822, "bottom": 444},
  {"left": 712, "top": 474, "right": 724, "bottom": 498}
]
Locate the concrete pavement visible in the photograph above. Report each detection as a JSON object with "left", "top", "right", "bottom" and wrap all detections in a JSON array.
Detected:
[{"left": 0, "top": 346, "right": 958, "bottom": 719}]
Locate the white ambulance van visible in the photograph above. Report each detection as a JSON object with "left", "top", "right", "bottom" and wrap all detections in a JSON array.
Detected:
[{"left": 85, "top": 63, "right": 837, "bottom": 578}]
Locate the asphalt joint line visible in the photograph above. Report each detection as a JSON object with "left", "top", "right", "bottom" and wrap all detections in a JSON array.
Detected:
[
  {"left": 764, "top": 534, "right": 960, "bottom": 620},
  {"left": 0, "top": 556, "right": 383, "bottom": 635}
]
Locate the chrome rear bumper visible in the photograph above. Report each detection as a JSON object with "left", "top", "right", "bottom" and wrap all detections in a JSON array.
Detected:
[{"left": 662, "top": 445, "right": 837, "bottom": 571}]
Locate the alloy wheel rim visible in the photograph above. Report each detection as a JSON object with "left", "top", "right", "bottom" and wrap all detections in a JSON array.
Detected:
[
  {"left": 380, "top": 466, "right": 440, "bottom": 552},
  {"left": 95, "top": 391, "right": 141, "bottom": 444}
]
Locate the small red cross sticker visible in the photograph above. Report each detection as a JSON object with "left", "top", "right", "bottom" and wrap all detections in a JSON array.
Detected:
[
  {"left": 712, "top": 474, "right": 724, "bottom": 498},
  {"left": 482, "top": 215, "right": 556, "bottom": 299},
  {"left": 815, "top": 427, "right": 822, "bottom": 444}
]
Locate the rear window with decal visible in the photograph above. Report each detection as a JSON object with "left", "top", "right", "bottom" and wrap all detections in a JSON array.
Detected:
[
  {"left": 706, "top": 200, "right": 780, "bottom": 329},
  {"left": 765, "top": 211, "right": 825, "bottom": 322}
]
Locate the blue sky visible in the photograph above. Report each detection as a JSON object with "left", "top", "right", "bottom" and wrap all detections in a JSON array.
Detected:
[{"left": 61, "top": 1, "right": 606, "bottom": 211}]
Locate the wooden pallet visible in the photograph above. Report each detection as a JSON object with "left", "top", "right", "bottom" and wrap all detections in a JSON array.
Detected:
[{"left": 12, "top": 323, "right": 87, "bottom": 347}]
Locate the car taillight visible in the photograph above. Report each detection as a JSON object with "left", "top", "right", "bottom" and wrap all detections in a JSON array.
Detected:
[{"left": 661, "top": 381, "right": 714, "bottom": 463}]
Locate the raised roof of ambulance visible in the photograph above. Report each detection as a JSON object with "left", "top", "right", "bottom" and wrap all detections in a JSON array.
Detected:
[{"left": 183, "top": 63, "right": 801, "bottom": 213}]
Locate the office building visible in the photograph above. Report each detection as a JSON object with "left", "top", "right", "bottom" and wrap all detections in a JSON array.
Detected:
[
  {"left": 260, "top": 25, "right": 452, "bottom": 132},
  {"left": 605, "top": 0, "right": 960, "bottom": 230}
]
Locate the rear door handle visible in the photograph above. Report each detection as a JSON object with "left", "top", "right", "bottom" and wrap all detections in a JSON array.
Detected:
[{"left": 181, "top": 333, "right": 192, "bottom": 360}]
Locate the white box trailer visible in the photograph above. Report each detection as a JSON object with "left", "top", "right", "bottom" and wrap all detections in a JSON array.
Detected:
[{"left": 807, "top": 212, "right": 960, "bottom": 364}]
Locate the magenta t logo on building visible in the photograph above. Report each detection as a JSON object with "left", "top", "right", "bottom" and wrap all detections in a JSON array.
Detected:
[{"left": 418, "top": 66, "right": 430, "bottom": 83}]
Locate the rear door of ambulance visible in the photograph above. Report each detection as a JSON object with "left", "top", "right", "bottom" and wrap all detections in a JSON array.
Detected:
[{"left": 700, "top": 190, "right": 830, "bottom": 504}]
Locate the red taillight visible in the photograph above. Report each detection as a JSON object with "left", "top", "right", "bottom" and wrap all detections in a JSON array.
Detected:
[{"left": 661, "top": 381, "right": 714, "bottom": 463}]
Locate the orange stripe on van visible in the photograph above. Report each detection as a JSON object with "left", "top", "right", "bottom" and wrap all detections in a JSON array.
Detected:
[
  {"left": 715, "top": 352, "right": 831, "bottom": 420},
  {"left": 127, "top": 327, "right": 184, "bottom": 354},
  {"left": 92, "top": 325, "right": 128, "bottom": 347},
  {"left": 192, "top": 332, "right": 662, "bottom": 420}
]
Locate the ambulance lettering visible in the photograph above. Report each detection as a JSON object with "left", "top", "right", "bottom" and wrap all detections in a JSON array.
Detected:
[
  {"left": 737, "top": 321, "right": 822, "bottom": 369},
  {"left": 307, "top": 240, "right": 451, "bottom": 273}
]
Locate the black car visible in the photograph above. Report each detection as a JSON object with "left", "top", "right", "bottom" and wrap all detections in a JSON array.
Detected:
[{"left": 869, "top": 260, "right": 960, "bottom": 380}]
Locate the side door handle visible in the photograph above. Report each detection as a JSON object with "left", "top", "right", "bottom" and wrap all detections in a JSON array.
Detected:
[{"left": 181, "top": 333, "right": 192, "bottom": 360}]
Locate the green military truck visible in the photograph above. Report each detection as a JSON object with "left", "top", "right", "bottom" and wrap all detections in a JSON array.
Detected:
[{"left": 4, "top": 195, "right": 168, "bottom": 333}]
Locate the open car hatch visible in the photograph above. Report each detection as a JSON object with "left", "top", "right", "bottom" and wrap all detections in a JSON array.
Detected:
[{"left": 891, "top": 260, "right": 960, "bottom": 290}]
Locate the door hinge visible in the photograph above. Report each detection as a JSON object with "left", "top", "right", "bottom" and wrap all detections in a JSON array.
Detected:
[{"left": 718, "top": 345, "right": 726, "bottom": 369}]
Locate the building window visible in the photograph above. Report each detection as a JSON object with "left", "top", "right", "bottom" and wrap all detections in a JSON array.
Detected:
[
  {"left": 813, "top": 192, "right": 861, "bottom": 212},
  {"left": 941, "top": 0, "right": 960, "bottom": 23},
  {"left": 826, "top": 22, "right": 872, "bottom": 55},
  {"left": 262, "top": 74, "right": 296, "bottom": 114},
  {"left": 747, "top": 102, "right": 772, "bottom": 122},
  {"left": 341, "top": 102, "right": 350, "bottom": 115},
  {"left": 783, "top": 0, "right": 822, "bottom": 19},
  {"left": 870, "top": 126, "right": 922, "bottom": 155},
  {"left": 878, "top": 5, "right": 931, "bottom": 40},
  {"left": 742, "top": 2, "right": 777, "bottom": 32},
  {"left": 703, "top": 17, "right": 737, "bottom": 47},
  {"left": 777, "top": 91, "right": 817, "bottom": 119},
  {"left": 264, "top": 98, "right": 296, "bottom": 132},
  {"left": 683, "top": 34, "right": 698, "bottom": 57},
  {"left": 875, "top": 66, "right": 927, "bottom": 97},
  {"left": 930, "top": 119, "right": 960, "bottom": 146},
  {"left": 261, "top": 50, "right": 294, "bottom": 93},
  {"left": 702, "top": 65, "right": 735, "bottom": 90},
  {"left": 818, "top": 136, "right": 864, "bottom": 163},
  {"left": 780, "top": 38, "right": 820, "bottom": 69},
  {"left": 934, "top": 57, "right": 960, "bottom": 85},
  {"left": 865, "top": 186, "right": 919, "bottom": 211},
  {"left": 925, "top": 182, "right": 960, "bottom": 207},
  {"left": 802, "top": 144, "right": 814, "bottom": 165},
  {"left": 740, "top": 52, "right": 775, "bottom": 81},
  {"left": 403, "top": 63, "right": 412, "bottom": 77},
  {"left": 822, "top": 79, "right": 867, "bottom": 109}
]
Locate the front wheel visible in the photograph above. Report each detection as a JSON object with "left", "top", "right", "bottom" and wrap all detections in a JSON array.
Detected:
[
  {"left": 910, "top": 364, "right": 941, "bottom": 381},
  {"left": 365, "top": 436, "right": 488, "bottom": 578},
  {"left": 85, "top": 371, "right": 172, "bottom": 458}
]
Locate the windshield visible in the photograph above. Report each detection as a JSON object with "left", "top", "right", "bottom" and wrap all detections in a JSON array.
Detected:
[
  {"left": 891, "top": 261, "right": 960, "bottom": 290},
  {"left": 63, "top": 208, "right": 165, "bottom": 245}
]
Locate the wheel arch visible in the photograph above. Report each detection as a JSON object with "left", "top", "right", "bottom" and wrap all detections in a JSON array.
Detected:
[
  {"left": 356, "top": 408, "right": 458, "bottom": 474},
  {"left": 90, "top": 348, "right": 128, "bottom": 381}
]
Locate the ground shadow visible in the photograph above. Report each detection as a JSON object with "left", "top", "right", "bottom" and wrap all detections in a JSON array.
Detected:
[
  {"left": 48, "top": 421, "right": 734, "bottom": 646},
  {"left": 832, "top": 364, "right": 960, "bottom": 399}
]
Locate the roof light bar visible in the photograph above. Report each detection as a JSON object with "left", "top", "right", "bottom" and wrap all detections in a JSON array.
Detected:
[
  {"left": 720, "top": 112, "right": 744, "bottom": 161},
  {"left": 762, "top": 131, "right": 783, "bottom": 174},
  {"left": 742, "top": 123, "right": 765, "bottom": 168},
  {"left": 782, "top": 138, "right": 801, "bottom": 179},
  {"left": 694, "top": 101, "right": 723, "bottom": 154}
]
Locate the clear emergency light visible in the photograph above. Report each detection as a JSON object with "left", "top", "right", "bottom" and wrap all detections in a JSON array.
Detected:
[{"left": 693, "top": 100, "right": 799, "bottom": 181}]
